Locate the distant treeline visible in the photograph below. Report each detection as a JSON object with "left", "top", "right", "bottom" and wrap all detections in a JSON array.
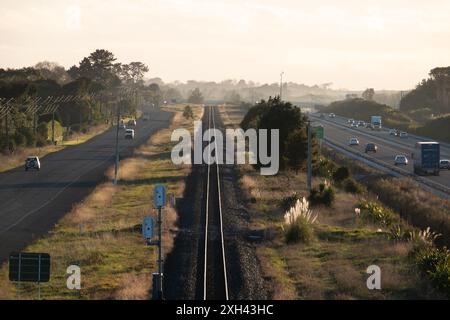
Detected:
[{"left": 0, "top": 49, "right": 160, "bottom": 153}]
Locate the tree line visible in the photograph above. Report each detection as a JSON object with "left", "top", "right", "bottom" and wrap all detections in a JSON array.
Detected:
[{"left": 0, "top": 49, "right": 160, "bottom": 153}]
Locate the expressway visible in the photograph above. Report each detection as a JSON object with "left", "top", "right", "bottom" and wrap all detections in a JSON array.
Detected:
[
  {"left": 0, "top": 108, "right": 173, "bottom": 262},
  {"left": 310, "top": 113, "right": 450, "bottom": 198}
]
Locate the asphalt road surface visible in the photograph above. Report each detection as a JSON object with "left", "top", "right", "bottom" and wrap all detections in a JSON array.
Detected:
[
  {"left": 0, "top": 108, "right": 173, "bottom": 262},
  {"left": 311, "top": 114, "right": 450, "bottom": 194}
]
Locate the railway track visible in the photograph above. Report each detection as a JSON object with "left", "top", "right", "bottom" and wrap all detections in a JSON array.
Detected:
[{"left": 202, "top": 106, "right": 229, "bottom": 300}]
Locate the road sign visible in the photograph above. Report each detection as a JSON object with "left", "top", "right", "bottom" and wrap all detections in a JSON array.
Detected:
[
  {"left": 143, "top": 216, "right": 154, "bottom": 240},
  {"left": 313, "top": 125, "right": 324, "bottom": 139},
  {"left": 9, "top": 252, "right": 51, "bottom": 282},
  {"left": 153, "top": 185, "right": 166, "bottom": 208}
]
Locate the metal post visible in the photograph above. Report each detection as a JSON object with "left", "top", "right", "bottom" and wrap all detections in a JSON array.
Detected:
[
  {"left": 17, "top": 253, "right": 21, "bottom": 300},
  {"left": 307, "top": 122, "right": 312, "bottom": 192},
  {"left": 38, "top": 253, "right": 41, "bottom": 300},
  {"left": 113, "top": 103, "right": 120, "bottom": 185},
  {"left": 157, "top": 206, "right": 163, "bottom": 300}
]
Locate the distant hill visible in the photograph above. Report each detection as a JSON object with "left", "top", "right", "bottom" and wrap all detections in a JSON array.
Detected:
[{"left": 322, "top": 98, "right": 415, "bottom": 129}]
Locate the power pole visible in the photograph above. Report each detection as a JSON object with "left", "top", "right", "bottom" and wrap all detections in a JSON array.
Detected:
[
  {"left": 307, "top": 121, "right": 312, "bottom": 192},
  {"left": 113, "top": 101, "right": 120, "bottom": 185}
]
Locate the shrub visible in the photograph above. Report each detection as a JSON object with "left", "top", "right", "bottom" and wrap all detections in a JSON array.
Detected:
[
  {"left": 408, "top": 227, "right": 442, "bottom": 246},
  {"left": 332, "top": 166, "right": 350, "bottom": 183},
  {"left": 183, "top": 105, "right": 194, "bottom": 119},
  {"left": 284, "top": 217, "right": 315, "bottom": 244},
  {"left": 313, "top": 156, "right": 336, "bottom": 179},
  {"left": 309, "top": 180, "right": 335, "bottom": 206},
  {"left": 280, "top": 193, "right": 301, "bottom": 212},
  {"left": 282, "top": 197, "right": 317, "bottom": 244},
  {"left": 356, "top": 200, "right": 397, "bottom": 227},
  {"left": 370, "top": 178, "right": 450, "bottom": 246},
  {"left": 410, "top": 246, "right": 450, "bottom": 297},
  {"left": 342, "top": 177, "right": 364, "bottom": 194}
]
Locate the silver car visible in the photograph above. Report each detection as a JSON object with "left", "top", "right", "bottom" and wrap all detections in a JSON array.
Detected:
[
  {"left": 394, "top": 155, "right": 408, "bottom": 165},
  {"left": 349, "top": 138, "right": 359, "bottom": 146}
]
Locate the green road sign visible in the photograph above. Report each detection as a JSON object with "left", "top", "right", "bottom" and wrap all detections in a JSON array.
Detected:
[
  {"left": 9, "top": 252, "right": 51, "bottom": 282},
  {"left": 313, "top": 125, "right": 324, "bottom": 139}
]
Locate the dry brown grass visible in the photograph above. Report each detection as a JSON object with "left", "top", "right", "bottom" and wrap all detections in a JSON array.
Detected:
[{"left": 114, "top": 273, "right": 151, "bottom": 300}]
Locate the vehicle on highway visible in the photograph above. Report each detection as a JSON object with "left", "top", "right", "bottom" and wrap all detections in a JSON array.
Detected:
[
  {"left": 358, "top": 121, "right": 365, "bottom": 127},
  {"left": 412, "top": 142, "right": 440, "bottom": 175},
  {"left": 394, "top": 155, "right": 408, "bottom": 166},
  {"left": 25, "top": 156, "right": 41, "bottom": 171},
  {"left": 365, "top": 143, "right": 377, "bottom": 153},
  {"left": 128, "top": 119, "right": 137, "bottom": 127},
  {"left": 125, "top": 129, "right": 135, "bottom": 139},
  {"left": 370, "top": 115, "right": 382, "bottom": 130},
  {"left": 439, "top": 159, "right": 450, "bottom": 170},
  {"left": 399, "top": 131, "right": 408, "bottom": 138},
  {"left": 350, "top": 122, "right": 358, "bottom": 128},
  {"left": 329, "top": 113, "right": 336, "bottom": 118},
  {"left": 347, "top": 118, "right": 354, "bottom": 123},
  {"left": 119, "top": 123, "right": 126, "bottom": 130},
  {"left": 348, "top": 138, "right": 359, "bottom": 146},
  {"left": 389, "top": 129, "right": 397, "bottom": 136}
]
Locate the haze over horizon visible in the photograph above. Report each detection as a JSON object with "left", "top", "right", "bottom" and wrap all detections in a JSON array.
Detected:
[{"left": 1, "top": 0, "right": 449, "bottom": 91}]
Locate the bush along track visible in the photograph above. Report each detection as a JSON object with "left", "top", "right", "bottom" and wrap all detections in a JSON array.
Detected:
[{"left": 0, "top": 104, "right": 203, "bottom": 300}]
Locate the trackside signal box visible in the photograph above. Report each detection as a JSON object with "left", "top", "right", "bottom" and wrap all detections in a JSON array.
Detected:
[
  {"left": 153, "top": 185, "right": 166, "bottom": 208},
  {"left": 143, "top": 216, "right": 154, "bottom": 240}
]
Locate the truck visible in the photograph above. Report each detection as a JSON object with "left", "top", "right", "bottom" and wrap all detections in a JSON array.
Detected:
[
  {"left": 412, "top": 142, "right": 440, "bottom": 176},
  {"left": 370, "top": 116, "right": 382, "bottom": 130}
]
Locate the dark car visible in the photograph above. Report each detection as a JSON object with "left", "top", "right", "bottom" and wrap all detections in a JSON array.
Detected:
[
  {"left": 440, "top": 159, "right": 450, "bottom": 170},
  {"left": 365, "top": 143, "right": 377, "bottom": 153},
  {"left": 25, "top": 156, "right": 41, "bottom": 171}
]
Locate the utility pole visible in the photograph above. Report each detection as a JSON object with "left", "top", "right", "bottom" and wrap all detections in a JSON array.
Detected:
[
  {"left": 307, "top": 121, "right": 312, "bottom": 192},
  {"left": 113, "top": 101, "right": 120, "bottom": 185},
  {"left": 280, "top": 71, "right": 284, "bottom": 100}
]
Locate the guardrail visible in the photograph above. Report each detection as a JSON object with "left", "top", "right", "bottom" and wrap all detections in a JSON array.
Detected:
[
  {"left": 324, "top": 137, "right": 450, "bottom": 198},
  {"left": 312, "top": 113, "right": 450, "bottom": 152}
]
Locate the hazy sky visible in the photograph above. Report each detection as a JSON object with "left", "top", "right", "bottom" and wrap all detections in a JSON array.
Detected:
[{"left": 1, "top": 0, "right": 449, "bottom": 90}]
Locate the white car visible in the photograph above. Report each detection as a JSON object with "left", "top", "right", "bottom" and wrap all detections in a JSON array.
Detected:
[
  {"left": 347, "top": 119, "right": 354, "bottom": 123},
  {"left": 125, "top": 129, "right": 135, "bottom": 139},
  {"left": 351, "top": 123, "right": 358, "bottom": 128},
  {"left": 329, "top": 113, "right": 336, "bottom": 118},
  {"left": 25, "top": 156, "right": 41, "bottom": 171},
  {"left": 394, "top": 155, "right": 408, "bottom": 165},
  {"left": 349, "top": 138, "right": 359, "bottom": 146},
  {"left": 389, "top": 129, "right": 397, "bottom": 136},
  {"left": 399, "top": 131, "right": 408, "bottom": 138}
]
